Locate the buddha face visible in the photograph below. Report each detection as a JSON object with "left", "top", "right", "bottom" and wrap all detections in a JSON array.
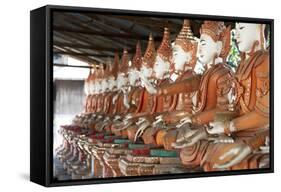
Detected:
[
  {"left": 101, "top": 78, "right": 108, "bottom": 92},
  {"left": 117, "top": 73, "right": 128, "bottom": 90},
  {"left": 108, "top": 76, "right": 116, "bottom": 90},
  {"left": 198, "top": 34, "right": 222, "bottom": 66},
  {"left": 128, "top": 68, "right": 139, "bottom": 86},
  {"left": 141, "top": 65, "right": 153, "bottom": 79},
  {"left": 172, "top": 44, "right": 192, "bottom": 71},
  {"left": 234, "top": 23, "right": 261, "bottom": 53},
  {"left": 154, "top": 55, "right": 170, "bottom": 79}
]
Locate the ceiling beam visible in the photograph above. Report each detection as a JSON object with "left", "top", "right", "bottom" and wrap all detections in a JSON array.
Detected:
[
  {"left": 53, "top": 31, "right": 111, "bottom": 63},
  {"left": 53, "top": 63, "right": 92, "bottom": 69},
  {"left": 84, "top": 13, "right": 136, "bottom": 34},
  {"left": 53, "top": 25, "right": 162, "bottom": 41},
  {"left": 110, "top": 15, "right": 181, "bottom": 31},
  {"left": 54, "top": 50, "right": 114, "bottom": 58},
  {"left": 54, "top": 42, "right": 134, "bottom": 53},
  {"left": 60, "top": 13, "right": 136, "bottom": 48},
  {"left": 54, "top": 46, "right": 100, "bottom": 65}
]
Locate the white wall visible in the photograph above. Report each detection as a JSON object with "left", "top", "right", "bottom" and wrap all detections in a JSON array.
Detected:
[{"left": 0, "top": 0, "right": 279, "bottom": 191}]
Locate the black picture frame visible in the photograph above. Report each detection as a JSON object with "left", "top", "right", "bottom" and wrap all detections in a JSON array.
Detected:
[{"left": 30, "top": 5, "right": 274, "bottom": 187}]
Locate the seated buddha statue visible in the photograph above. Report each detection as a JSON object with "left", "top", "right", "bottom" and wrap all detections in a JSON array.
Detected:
[
  {"left": 152, "top": 19, "right": 199, "bottom": 150},
  {"left": 124, "top": 41, "right": 143, "bottom": 114},
  {"left": 110, "top": 48, "right": 131, "bottom": 135},
  {"left": 94, "top": 63, "right": 115, "bottom": 132},
  {"left": 201, "top": 22, "right": 270, "bottom": 171},
  {"left": 87, "top": 66, "right": 107, "bottom": 129},
  {"left": 96, "top": 65, "right": 106, "bottom": 114},
  {"left": 90, "top": 52, "right": 124, "bottom": 132},
  {"left": 118, "top": 26, "right": 199, "bottom": 176},
  {"left": 97, "top": 56, "right": 119, "bottom": 130},
  {"left": 112, "top": 41, "right": 144, "bottom": 134},
  {"left": 137, "top": 26, "right": 198, "bottom": 147},
  {"left": 138, "top": 27, "right": 178, "bottom": 145},
  {"left": 115, "top": 29, "right": 193, "bottom": 175},
  {"left": 170, "top": 21, "right": 235, "bottom": 169},
  {"left": 84, "top": 56, "right": 130, "bottom": 177},
  {"left": 118, "top": 48, "right": 131, "bottom": 115},
  {"left": 106, "top": 52, "right": 120, "bottom": 116},
  {"left": 124, "top": 33, "right": 158, "bottom": 141},
  {"left": 101, "top": 61, "right": 114, "bottom": 115},
  {"left": 80, "top": 66, "right": 99, "bottom": 128},
  {"left": 165, "top": 19, "right": 198, "bottom": 115},
  {"left": 97, "top": 48, "right": 153, "bottom": 177}
]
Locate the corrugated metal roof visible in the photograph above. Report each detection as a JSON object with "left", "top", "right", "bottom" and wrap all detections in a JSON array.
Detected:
[{"left": 52, "top": 11, "right": 207, "bottom": 66}]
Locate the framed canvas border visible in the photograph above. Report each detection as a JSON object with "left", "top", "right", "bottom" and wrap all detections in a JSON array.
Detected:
[{"left": 30, "top": 5, "right": 274, "bottom": 187}]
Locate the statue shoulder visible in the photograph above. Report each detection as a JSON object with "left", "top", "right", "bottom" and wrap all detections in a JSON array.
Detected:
[
  {"left": 254, "top": 51, "right": 270, "bottom": 114},
  {"left": 210, "top": 63, "right": 233, "bottom": 85},
  {"left": 254, "top": 50, "right": 269, "bottom": 75},
  {"left": 181, "top": 70, "right": 195, "bottom": 80},
  {"left": 215, "top": 65, "right": 233, "bottom": 96}
]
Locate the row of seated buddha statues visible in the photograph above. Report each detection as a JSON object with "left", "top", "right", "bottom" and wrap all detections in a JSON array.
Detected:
[{"left": 55, "top": 19, "right": 270, "bottom": 180}]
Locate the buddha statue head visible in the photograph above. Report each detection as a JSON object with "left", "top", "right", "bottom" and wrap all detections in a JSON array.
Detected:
[
  {"left": 172, "top": 19, "right": 198, "bottom": 72},
  {"left": 129, "top": 41, "right": 142, "bottom": 86},
  {"left": 154, "top": 27, "right": 172, "bottom": 79},
  {"left": 234, "top": 22, "right": 266, "bottom": 54},
  {"left": 117, "top": 48, "right": 129, "bottom": 90},
  {"left": 198, "top": 21, "right": 231, "bottom": 67},
  {"left": 141, "top": 33, "right": 156, "bottom": 80}
]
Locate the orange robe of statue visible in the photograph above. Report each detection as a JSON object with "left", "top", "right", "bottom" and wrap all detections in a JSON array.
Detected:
[
  {"left": 154, "top": 70, "right": 197, "bottom": 149},
  {"left": 202, "top": 50, "right": 270, "bottom": 171},
  {"left": 179, "top": 63, "right": 234, "bottom": 168},
  {"left": 141, "top": 78, "right": 178, "bottom": 145}
]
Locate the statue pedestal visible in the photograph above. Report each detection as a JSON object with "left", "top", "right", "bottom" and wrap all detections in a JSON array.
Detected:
[
  {"left": 102, "top": 139, "right": 132, "bottom": 177},
  {"left": 119, "top": 147, "right": 188, "bottom": 176}
]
